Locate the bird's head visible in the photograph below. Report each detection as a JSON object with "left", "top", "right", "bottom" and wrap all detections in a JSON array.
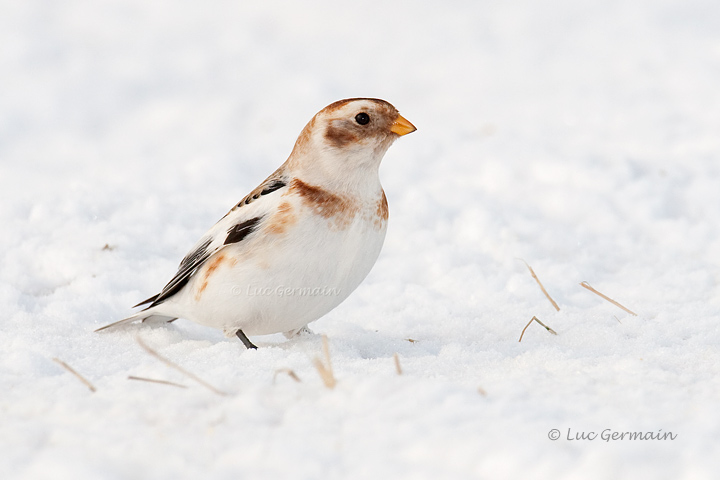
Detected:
[{"left": 287, "top": 98, "right": 416, "bottom": 191}]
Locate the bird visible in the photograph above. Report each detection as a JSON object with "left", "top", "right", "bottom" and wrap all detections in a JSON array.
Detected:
[{"left": 96, "top": 98, "right": 416, "bottom": 349}]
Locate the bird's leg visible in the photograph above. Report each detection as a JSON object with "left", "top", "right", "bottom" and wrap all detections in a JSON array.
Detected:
[{"left": 235, "top": 329, "right": 258, "bottom": 349}]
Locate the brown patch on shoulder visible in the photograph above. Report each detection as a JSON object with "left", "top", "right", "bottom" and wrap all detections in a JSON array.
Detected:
[
  {"left": 290, "top": 179, "right": 358, "bottom": 228},
  {"left": 266, "top": 201, "right": 297, "bottom": 235},
  {"left": 324, "top": 123, "right": 358, "bottom": 148},
  {"left": 377, "top": 190, "right": 388, "bottom": 220},
  {"left": 194, "top": 253, "right": 235, "bottom": 301},
  {"left": 374, "top": 190, "right": 389, "bottom": 229}
]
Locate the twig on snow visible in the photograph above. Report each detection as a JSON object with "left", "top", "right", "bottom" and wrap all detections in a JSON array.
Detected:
[
  {"left": 53, "top": 358, "right": 96, "bottom": 392},
  {"left": 312, "top": 335, "right": 336, "bottom": 389},
  {"left": 580, "top": 281, "right": 637, "bottom": 316},
  {"left": 127, "top": 376, "right": 187, "bottom": 389},
  {"left": 518, "top": 316, "right": 558, "bottom": 342},
  {"left": 273, "top": 368, "right": 301, "bottom": 383},
  {"left": 136, "top": 336, "right": 227, "bottom": 396},
  {"left": 519, "top": 259, "right": 560, "bottom": 311}
]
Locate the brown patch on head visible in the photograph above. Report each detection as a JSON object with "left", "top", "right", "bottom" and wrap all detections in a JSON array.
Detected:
[
  {"left": 374, "top": 190, "right": 389, "bottom": 229},
  {"left": 322, "top": 98, "right": 393, "bottom": 114},
  {"left": 324, "top": 123, "right": 359, "bottom": 148},
  {"left": 289, "top": 116, "right": 315, "bottom": 159},
  {"left": 289, "top": 179, "right": 358, "bottom": 228},
  {"left": 195, "top": 253, "right": 235, "bottom": 301},
  {"left": 316, "top": 99, "right": 401, "bottom": 151},
  {"left": 322, "top": 98, "right": 361, "bottom": 113},
  {"left": 266, "top": 201, "right": 297, "bottom": 235}
]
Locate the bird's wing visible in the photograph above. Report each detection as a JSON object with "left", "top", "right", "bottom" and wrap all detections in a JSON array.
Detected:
[{"left": 136, "top": 173, "right": 290, "bottom": 309}]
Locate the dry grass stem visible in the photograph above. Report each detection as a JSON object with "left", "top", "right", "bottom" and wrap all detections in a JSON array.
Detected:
[
  {"left": 312, "top": 335, "right": 337, "bottom": 389},
  {"left": 393, "top": 353, "right": 403, "bottom": 375},
  {"left": 518, "top": 316, "right": 558, "bottom": 342},
  {"left": 477, "top": 387, "right": 487, "bottom": 396},
  {"left": 127, "top": 376, "right": 187, "bottom": 388},
  {"left": 533, "top": 317, "right": 558, "bottom": 335},
  {"left": 580, "top": 281, "right": 637, "bottom": 316},
  {"left": 405, "top": 338, "right": 417, "bottom": 343},
  {"left": 136, "top": 336, "right": 227, "bottom": 396},
  {"left": 273, "top": 368, "right": 301, "bottom": 383},
  {"left": 520, "top": 259, "right": 560, "bottom": 311},
  {"left": 53, "top": 358, "right": 96, "bottom": 392}
]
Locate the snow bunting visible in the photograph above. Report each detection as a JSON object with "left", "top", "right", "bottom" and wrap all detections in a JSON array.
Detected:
[{"left": 97, "top": 98, "right": 416, "bottom": 348}]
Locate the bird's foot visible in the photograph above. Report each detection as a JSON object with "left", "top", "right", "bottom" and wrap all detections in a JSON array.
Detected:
[{"left": 283, "top": 325, "right": 315, "bottom": 339}]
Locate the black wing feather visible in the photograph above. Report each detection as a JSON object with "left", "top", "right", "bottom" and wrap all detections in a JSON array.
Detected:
[
  {"left": 143, "top": 237, "right": 213, "bottom": 308},
  {"left": 224, "top": 217, "right": 263, "bottom": 245},
  {"left": 135, "top": 178, "right": 285, "bottom": 309},
  {"left": 133, "top": 294, "right": 159, "bottom": 308},
  {"left": 235, "top": 179, "right": 287, "bottom": 208},
  {"left": 139, "top": 216, "right": 264, "bottom": 308},
  {"left": 261, "top": 180, "right": 286, "bottom": 196}
]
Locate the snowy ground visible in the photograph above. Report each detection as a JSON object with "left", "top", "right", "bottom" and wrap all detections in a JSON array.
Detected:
[{"left": 2, "top": 1, "right": 720, "bottom": 478}]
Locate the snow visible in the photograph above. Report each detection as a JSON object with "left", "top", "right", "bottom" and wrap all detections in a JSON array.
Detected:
[{"left": 2, "top": 0, "right": 720, "bottom": 478}]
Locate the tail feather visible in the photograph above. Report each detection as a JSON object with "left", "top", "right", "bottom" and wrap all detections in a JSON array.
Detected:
[{"left": 95, "top": 311, "right": 177, "bottom": 332}]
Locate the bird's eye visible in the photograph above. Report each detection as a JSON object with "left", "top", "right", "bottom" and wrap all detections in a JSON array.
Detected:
[{"left": 355, "top": 112, "right": 370, "bottom": 125}]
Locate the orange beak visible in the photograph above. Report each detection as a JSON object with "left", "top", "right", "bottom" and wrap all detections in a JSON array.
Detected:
[{"left": 390, "top": 114, "right": 417, "bottom": 136}]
